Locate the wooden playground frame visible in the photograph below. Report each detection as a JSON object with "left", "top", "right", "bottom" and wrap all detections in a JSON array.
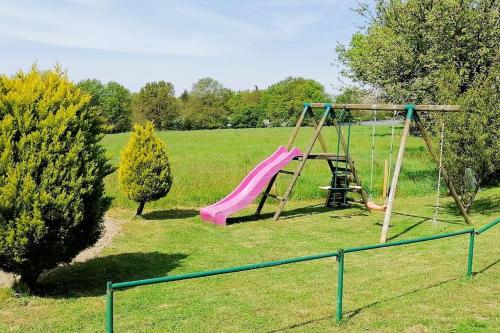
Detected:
[{"left": 256, "top": 103, "right": 471, "bottom": 243}]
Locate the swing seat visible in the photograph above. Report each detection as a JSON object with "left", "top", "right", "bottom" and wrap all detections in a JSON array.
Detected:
[
  {"left": 367, "top": 201, "right": 386, "bottom": 211},
  {"left": 318, "top": 185, "right": 361, "bottom": 191}
]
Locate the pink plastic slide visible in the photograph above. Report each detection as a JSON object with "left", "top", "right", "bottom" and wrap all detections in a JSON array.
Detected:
[{"left": 200, "top": 146, "right": 302, "bottom": 225}]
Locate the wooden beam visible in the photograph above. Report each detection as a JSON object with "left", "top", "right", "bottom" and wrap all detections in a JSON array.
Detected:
[
  {"left": 413, "top": 112, "right": 472, "bottom": 225},
  {"left": 380, "top": 108, "right": 414, "bottom": 243},
  {"left": 305, "top": 103, "right": 460, "bottom": 112}
]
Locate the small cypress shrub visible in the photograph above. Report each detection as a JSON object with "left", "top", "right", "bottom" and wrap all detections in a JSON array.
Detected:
[
  {"left": 118, "top": 122, "right": 172, "bottom": 215},
  {"left": 0, "top": 66, "right": 113, "bottom": 289}
]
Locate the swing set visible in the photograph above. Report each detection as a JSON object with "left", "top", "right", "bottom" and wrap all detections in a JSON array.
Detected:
[{"left": 256, "top": 103, "right": 471, "bottom": 243}]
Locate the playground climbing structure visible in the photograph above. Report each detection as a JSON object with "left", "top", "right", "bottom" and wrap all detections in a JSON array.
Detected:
[{"left": 201, "top": 103, "right": 470, "bottom": 244}]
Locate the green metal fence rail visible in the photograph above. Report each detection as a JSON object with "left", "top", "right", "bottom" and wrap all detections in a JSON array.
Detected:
[
  {"left": 105, "top": 218, "right": 499, "bottom": 332},
  {"left": 475, "top": 217, "right": 500, "bottom": 234}
]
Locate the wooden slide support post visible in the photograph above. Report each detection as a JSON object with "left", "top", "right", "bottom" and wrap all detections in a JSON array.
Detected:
[
  {"left": 287, "top": 105, "right": 310, "bottom": 150},
  {"left": 380, "top": 104, "right": 414, "bottom": 243},
  {"left": 307, "top": 107, "right": 328, "bottom": 152},
  {"left": 330, "top": 110, "right": 369, "bottom": 209},
  {"left": 413, "top": 113, "right": 471, "bottom": 225},
  {"left": 272, "top": 106, "right": 331, "bottom": 221},
  {"left": 255, "top": 105, "right": 309, "bottom": 216},
  {"left": 307, "top": 107, "right": 335, "bottom": 173}
]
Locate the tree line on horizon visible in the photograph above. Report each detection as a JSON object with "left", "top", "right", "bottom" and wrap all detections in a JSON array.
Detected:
[{"left": 76, "top": 76, "right": 368, "bottom": 133}]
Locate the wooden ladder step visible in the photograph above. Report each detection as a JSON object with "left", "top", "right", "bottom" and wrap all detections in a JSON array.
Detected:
[
  {"left": 319, "top": 186, "right": 350, "bottom": 191},
  {"left": 278, "top": 170, "right": 296, "bottom": 175},
  {"left": 330, "top": 167, "right": 351, "bottom": 173},
  {"left": 319, "top": 185, "right": 362, "bottom": 192}
]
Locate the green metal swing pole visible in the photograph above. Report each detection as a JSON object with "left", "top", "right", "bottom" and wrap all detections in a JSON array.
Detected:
[
  {"left": 336, "top": 250, "right": 345, "bottom": 323},
  {"left": 106, "top": 281, "right": 113, "bottom": 333},
  {"left": 333, "top": 109, "right": 345, "bottom": 189},
  {"left": 344, "top": 111, "right": 352, "bottom": 204},
  {"left": 467, "top": 231, "right": 475, "bottom": 278},
  {"left": 387, "top": 110, "right": 398, "bottom": 196}
]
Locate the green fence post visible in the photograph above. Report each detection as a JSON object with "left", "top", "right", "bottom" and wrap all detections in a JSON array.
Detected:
[
  {"left": 106, "top": 281, "right": 114, "bottom": 333},
  {"left": 467, "top": 231, "right": 475, "bottom": 278},
  {"left": 336, "top": 249, "right": 345, "bottom": 323}
]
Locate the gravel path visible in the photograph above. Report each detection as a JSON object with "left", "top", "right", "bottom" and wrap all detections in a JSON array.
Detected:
[{"left": 0, "top": 216, "right": 121, "bottom": 288}]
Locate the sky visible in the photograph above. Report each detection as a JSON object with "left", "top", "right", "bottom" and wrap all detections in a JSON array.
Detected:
[{"left": 0, "top": 0, "right": 369, "bottom": 95}]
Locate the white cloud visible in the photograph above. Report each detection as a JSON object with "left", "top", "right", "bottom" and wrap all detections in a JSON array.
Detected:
[
  {"left": 0, "top": 0, "right": 356, "bottom": 93},
  {"left": 0, "top": 0, "right": 334, "bottom": 57},
  {"left": 0, "top": 1, "right": 226, "bottom": 56}
]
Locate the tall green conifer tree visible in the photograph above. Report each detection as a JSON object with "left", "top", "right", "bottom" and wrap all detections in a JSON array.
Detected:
[
  {"left": 118, "top": 123, "right": 172, "bottom": 215},
  {"left": 0, "top": 66, "right": 112, "bottom": 289}
]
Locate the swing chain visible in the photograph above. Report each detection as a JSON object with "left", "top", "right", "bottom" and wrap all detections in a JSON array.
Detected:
[
  {"left": 432, "top": 120, "right": 445, "bottom": 225},
  {"left": 387, "top": 111, "right": 397, "bottom": 192},
  {"left": 369, "top": 110, "right": 377, "bottom": 198}
]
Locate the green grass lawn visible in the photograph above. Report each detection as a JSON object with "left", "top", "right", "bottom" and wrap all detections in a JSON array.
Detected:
[
  {"left": 102, "top": 125, "right": 442, "bottom": 208},
  {"left": 0, "top": 126, "right": 498, "bottom": 332}
]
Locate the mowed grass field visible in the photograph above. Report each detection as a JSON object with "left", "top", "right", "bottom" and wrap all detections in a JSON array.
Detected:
[
  {"left": 103, "top": 125, "right": 444, "bottom": 209},
  {"left": 0, "top": 126, "right": 499, "bottom": 332}
]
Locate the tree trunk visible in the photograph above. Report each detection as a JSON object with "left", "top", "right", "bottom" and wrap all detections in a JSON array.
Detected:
[
  {"left": 136, "top": 201, "right": 146, "bottom": 216},
  {"left": 465, "top": 180, "right": 482, "bottom": 214},
  {"left": 19, "top": 269, "right": 40, "bottom": 293}
]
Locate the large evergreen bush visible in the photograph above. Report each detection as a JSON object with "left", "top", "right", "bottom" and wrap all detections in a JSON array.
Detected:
[
  {"left": 118, "top": 123, "right": 172, "bottom": 215},
  {"left": 0, "top": 66, "right": 113, "bottom": 288}
]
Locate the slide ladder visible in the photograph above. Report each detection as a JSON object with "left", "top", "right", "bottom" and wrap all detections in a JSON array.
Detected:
[{"left": 256, "top": 104, "right": 369, "bottom": 221}]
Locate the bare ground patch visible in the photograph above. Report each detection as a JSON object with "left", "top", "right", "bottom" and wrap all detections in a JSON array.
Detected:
[{"left": 0, "top": 216, "right": 121, "bottom": 288}]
